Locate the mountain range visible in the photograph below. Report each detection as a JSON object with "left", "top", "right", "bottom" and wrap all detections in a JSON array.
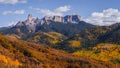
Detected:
[
  {"left": 0, "top": 14, "right": 120, "bottom": 49},
  {"left": 15, "top": 14, "right": 82, "bottom": 32},
  {"left": 0, "top": 14, "right": 93, "bottom": 37}
]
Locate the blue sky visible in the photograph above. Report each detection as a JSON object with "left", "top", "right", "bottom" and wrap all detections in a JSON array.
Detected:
[{"left": 0, "top": 0, "right": 120, "bottom": 27}]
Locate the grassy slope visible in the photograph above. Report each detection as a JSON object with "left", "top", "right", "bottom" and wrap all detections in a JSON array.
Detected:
[
  {"left": 73, "top": 43, "right": 120, "bottom": 64},
  {"left": 0, "top": 34, "right": 117, "bottom": 68},
  {"left": 23, "top": 31, "right": 67, "bottom": 45}
]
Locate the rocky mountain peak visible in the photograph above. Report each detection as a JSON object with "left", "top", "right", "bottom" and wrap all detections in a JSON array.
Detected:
[
  {"left": 28, "top": 14, "right": 33, "bottom": 21},
  {"left": 43, "top": 16, "right": 53, "bottom": 21},
  {"left": 53, "top": 16, "right": 64, "bottom": 22},
  {"left": 64, "top": 14, "right": 81, "bottom": 23},
  {"left": 15, "top": 14, "right": 83, "bottom": 33}
]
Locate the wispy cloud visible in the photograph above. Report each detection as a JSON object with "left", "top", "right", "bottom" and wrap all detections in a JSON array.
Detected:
[
  {"left": 2, "top": 10, "right": 25, "bottom": 15},
  {"left": 0, "top": 0, "right": 27, "bottom": 4},
  {"left": 33, "top": 5, "right": 71, "bottom": 16},
  {"left": 84, "top": 8, "right": 120, "bottom": 26},
  {"left": 8, "top": 21, "right": 17, "bottom": 26}
]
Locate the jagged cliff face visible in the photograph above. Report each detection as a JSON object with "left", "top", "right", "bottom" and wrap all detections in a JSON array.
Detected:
[
  {"left": 26, "top": 14, "right": 36, "bottom": 32},
  {"left": 15, "top": 14, "right": 81, "bottom": 33},
  {"left": 15, "top": 14, "right": 36, "bottom": 32},
  {"left": 64, "top": 15, "right": 81, "bottom": 23},
  {"left": 53, "top": 16, "right": 64, "bottom": 22}
]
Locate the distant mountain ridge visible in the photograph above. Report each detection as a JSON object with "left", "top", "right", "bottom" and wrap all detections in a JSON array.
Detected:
[
  {"left": 0, "top": 14, "right": 93, "bottom": 37},
  {"left": 98, "top": 23, "right": 120, "bottom": 44},
  {"left": 15, "top": 14, "right": 81, "bottom": 32}
]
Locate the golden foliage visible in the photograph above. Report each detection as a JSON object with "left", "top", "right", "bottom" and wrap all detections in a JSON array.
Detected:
[
  {"left": 68, "top": 40, "right": 81, "bottom": 47},
  {"left": 0, "top": 54, "right": 22, "bottom": 67},
  {"left": 34, "top": 35, "right": 40, "bottom": 39},
  {"left": 0, "top": 34, "right": 116, "bottom": 68},
  {"left": 73, "top": 43, "right": 120, "bottom": 63}
]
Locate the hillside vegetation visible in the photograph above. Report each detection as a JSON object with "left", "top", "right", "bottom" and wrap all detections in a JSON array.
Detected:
[
  {"left": 73, "top": 43, "right": 120, "bottom": 63},
  {"left": 22, "top": 31, "right": 67, "bottom": 45},
  {"left": 0, "top": 34, "right": 116, "bottom": 68}
]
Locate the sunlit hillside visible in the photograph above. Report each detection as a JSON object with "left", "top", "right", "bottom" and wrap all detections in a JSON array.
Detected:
[{"left": 0, "top": 34, "right": 116, "bottom": 68}]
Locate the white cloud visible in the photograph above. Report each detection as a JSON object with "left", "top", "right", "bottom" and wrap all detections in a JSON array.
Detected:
[
  {"left": 14, "top": 10, "right": 25, "bottom": 14},
  {"left": 55, "top": 6, "right": 71, "bottom": 13},
  {"left": 36, "top": 5, "right": 71, "bottom": 16},
  {"left": 84, "top": 8, "right": 120, "bottom": 26},
  {"left": 8, "top": 21, "right": 17, "bottom": 26},
  {"left": 2, "top": 10, "right": 25, "bottom": 15},
  {"left": 0, "top": 0, "right": 27, "bottom": 4},
  {"left": 2, "top": 11, "right": 12, "bottom": 15}
]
